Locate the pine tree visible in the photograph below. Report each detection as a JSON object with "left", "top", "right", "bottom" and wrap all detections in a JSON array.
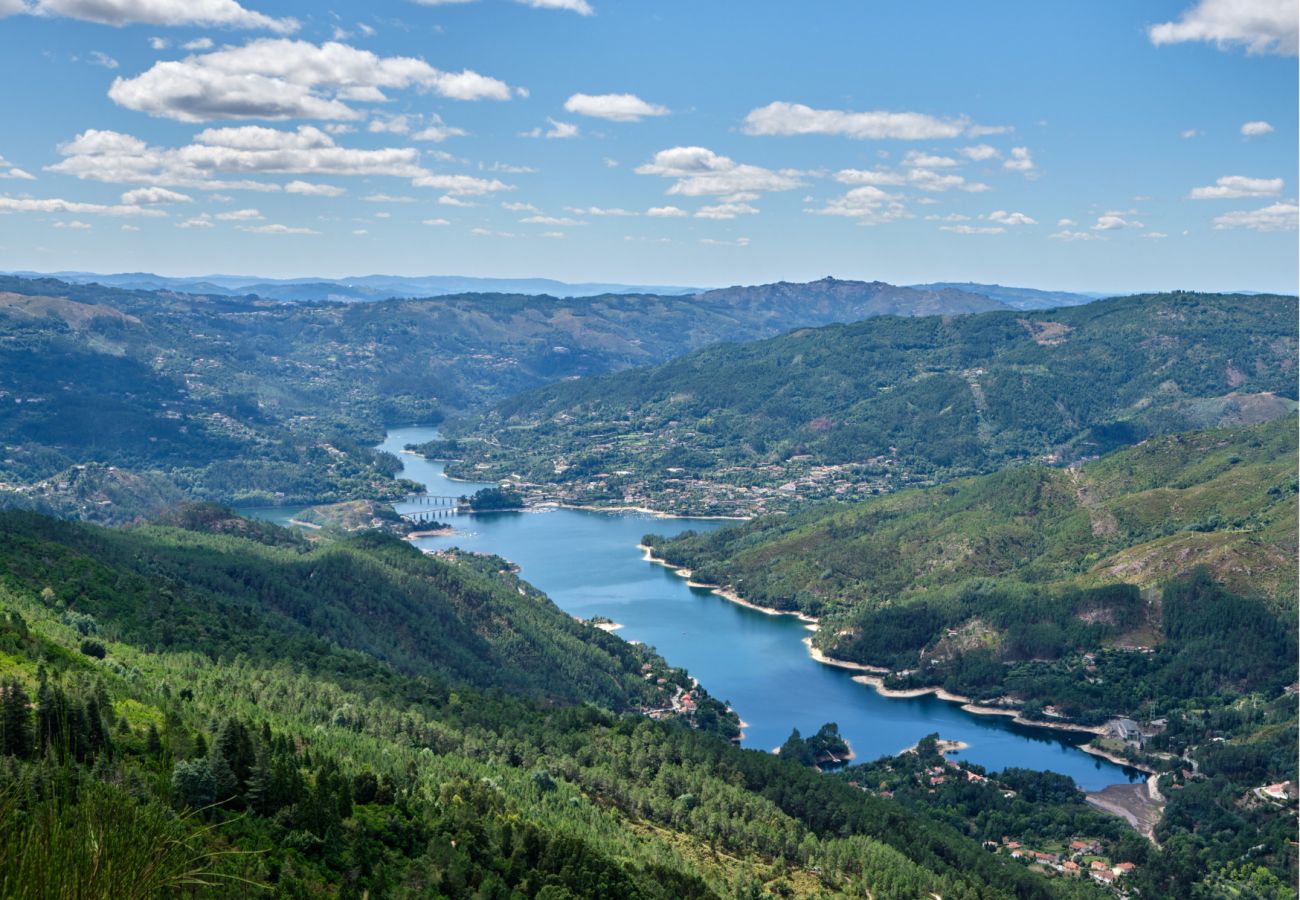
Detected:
[{"left": 0, "top": 680, "right": 32, "bottom": 759}]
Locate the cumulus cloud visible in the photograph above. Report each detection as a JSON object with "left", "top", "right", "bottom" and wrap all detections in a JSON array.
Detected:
[
  {"left": 421, "top": 217, "right": 450, "bottom": 225},
  {"left": 240, "top": 222, "right": 319, "bottom": 234},
  {"left": 834, "top": 168, "right": 907, "bottom": 186},
  {"left": 941, "top": 224, "right": 1004, "bottom": 235},
  {"left": 1149, "top": 0, "right": 1297, "bottom": 55},
  {"left": 285, "top": 179, "right": 344, "bottom": 196},
  {"left": 215, "top": 207, "right": 261, "bottom": 219},
  {"left": 520, "top": 214, "right": 583, "bottom": 225},
  {"left": 695, "top": 202, "right": 758, "bottom": 220},
  {"left": 805, "top": 186, "right": 910, "bottom": 225},
  {"left": 53, "top": 219, "right": 92, "bottom": 229},
  {"left": 744, "top": 101, "right": 981, "bottom": 140},
  {"left": 636, "top": 146, "right": 802, "bottom": 197},
  {"left": 1212, "top": 201, "right": 1298, "bottom": 230},
  {"left": 364, "top": 193, "right": 414, "bottom": 203},
  {"left": 908, "top": 168, "right": 989, "bottom": 192},
  {"left": 1003, "top": 146, "right": 1035, "bottom": 173},
  {"left": 89, "top": 50, "right": 119, "bottom": 68},
  {"left": 1092, "top": 212, "right": 1142, "bottom": 230},
  {"left": 413, "top": 173, "right": 511, "bottom": 195},
  {"left": 563, "top": 93, "right": 668, "bottom": 121},
  {"left": 49, "top": 125, "right": 438, "bottom": 190},
  {"left": 0, "top": 195, "right": 165, "bottom": 217},
  {"left": 987, "top": 209, "right": 1037, "bottom": 225},
  {"left": 120, "top": 186, "right": 192, "bottom": 204},
  {"left": 959, "top": 144, "right": 1000, "bottom": 160},
  {"left": 699, "top": 237, "right": 750, "bottom": 247},
  {"left": 517, "top": 0, "right": 592, "bottom": 14},
  {"left": 521, "top": 118, "right": 579, "bottom": 139},
  {"left": 1241, "top": 119, "right": 1275, "bottom": 136},
  {"left": 0, "top": 156, "right": 36, "bottom": 180},
  {"left": 108, "top": 39, "right": 512, "bottom": 122},
  {"left": 32, "top": 0, "right": 298, "bottom": 32},
  {"left": 177, "top": 213, "right": 213, "bottom": 228},
  {"left": 1188, "top": 175, "right": 1283, "bottom": 199},
  {"left": 902, "top": 150, "right": 960, "bottom": 168},
  {"left": 1050, "top": 229, "right": 1102, "bottom": 241},
  {"left": 411, "top": 114, "right": 467, "bottom": 142},
  {"left": 1180, "top": 128, "right": 1201, "bottom": 138},
  {"left": 567, "top": 206, "right": 635, "bottom": 216},
  {"left": 646, "top": 205, "right": 687, "bottom": 217}
]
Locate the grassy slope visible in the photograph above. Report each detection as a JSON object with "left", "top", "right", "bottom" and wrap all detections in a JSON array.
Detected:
[
  {"left": 0, "top": 510, "right": 1083, "bottom": 899},
  {"left": 647, "top": 416, "right": 1297, "bottom": 622}
]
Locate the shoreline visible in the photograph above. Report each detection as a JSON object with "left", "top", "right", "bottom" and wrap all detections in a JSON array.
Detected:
[
  {"left": 640, "top": 544, "right": 1152, "bottom": 761},
  {"left": 592, "top": 621, "right": 624, "bottom": 633},
  {"left": 558, "top": 503, "right": 749, "bottom": 521},
  {"left": 639, "top": 546, "right": 818, "bottom": 623}
]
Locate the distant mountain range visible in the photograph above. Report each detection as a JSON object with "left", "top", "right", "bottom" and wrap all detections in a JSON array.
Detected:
[
  {"left": 7, "top": 269, "right": 1123, "bottom": 310},
  {"left": 3, "top": 270, "right": 704, "bottom": 301}
]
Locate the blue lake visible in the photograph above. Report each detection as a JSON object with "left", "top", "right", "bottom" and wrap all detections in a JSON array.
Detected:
[{"left": 252, "top": 425, "right": 1142, "bottom": 791}]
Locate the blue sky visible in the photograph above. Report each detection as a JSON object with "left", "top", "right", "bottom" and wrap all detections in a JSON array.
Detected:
[{"left": 0, "top": 0, "right": 1295, "bottom": 291}]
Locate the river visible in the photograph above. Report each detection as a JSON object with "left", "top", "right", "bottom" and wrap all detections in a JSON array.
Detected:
[{"left": 249, "top": 425, "right": 1141, "bottom": 791}]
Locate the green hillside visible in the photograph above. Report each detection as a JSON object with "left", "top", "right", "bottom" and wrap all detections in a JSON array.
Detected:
[
  {"left": 436, "top": 292, "right": 1298, "bottom": 515},
  {"left": 0, "top": 508, "right": 1088, "bottom": 899},
  {"left": 646, "top": 417, "right": 1297, "bottom": 720},
  {"left": 0, "top": 275, "right": 1003, "bottom": 520}
]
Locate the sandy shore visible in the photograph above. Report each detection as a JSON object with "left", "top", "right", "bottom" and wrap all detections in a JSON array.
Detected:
[
  {"left": 592, "top": 621, "right": 624, "bottom": 632},
  {"left": 287, "top": 518, "right": 323, "bottom": 530},
  {"left": 640, "top": 546, "right": 819, "bottom": 623},
  {"left": 1078, "top": 742, "right": 1156, "bottom": 773}
]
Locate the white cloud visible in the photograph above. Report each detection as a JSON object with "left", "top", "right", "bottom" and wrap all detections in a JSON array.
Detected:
[
  {"left": 517, "top": 0, "right": 592, "bottom": 14},
  {"left": 89, "top": 50, "right": 119, "bottom": 69},
  {"left": 563, "top": 93, "right": 669, "bottom": 122},
  {"left": 902, "top": 150, "right": 960, "bottom": 168},
  {"left": 1092, "top": 212, "right": 1142, "bottom": 231},
  {"left": 567, "top": 206, "right": 635, "bottom": 216},
  {"left": 108, "top": 39, "right": 512, "bottom": 123},
  {"left": 805, "top": 186, "right": 910, "bottom": 225},
  {"left": 120, "top": 186, "right": 192, "bottom": 204},
  {"left": 907, "top": 168, "right": 989, "bottom": 192},
  {"left": 1149, "top": 0, "right": 1297, "bottom": 55},
  {"left": 941, "top": 224, "right": 1004, "bottom": 235},
  {"left": 1056, "top": 218, "right": 1076, "bottom": 226},
  {"left": 183, "top": 37, "right": 214, "bottom": 50},
  {"left": 987, "top": 209, "right": 1037, "bottom": 225},
  {"left": 364, "top": 192, "right": 415, "bottom": 203},
  {"left": 520, "top": 118, "right": 579, "bottom": 139},
  {"left": 437, "top": 195, "right": 476, "bottom": 207},
  {"left": 368, "top": 114, "right": 411, "bottom": 134},
  {"left": 421, "top": 217, "right": 450, "bottom": 225},
  {"left": 959, "top": 144, "right": 1000, "bottom": 161},
  {"left": 1003, "top": 146, "right": 1034, "bottom": 173},
  {"left": 53, "top": 219, "right": 92, "bottom": 229},
  {"left": 0, "top": 158, "right": 36, "bottom": 181},
  {"left": 1143, "top": 232, "right": 1169, "bottom": 238},
  {"left": 520, "top": 215, "right": 584, "bottom": 225},
  {"left": 0, "top": 194, "right": 165, "bottom": 217},
  {"left": 413, "top": 173, "right": 510, "bottom": 195},
  {"left": 743, "top": 101, "right": 973, "bottom": 140},
  {"left": 1188, "top": 175, "right": 1283, "bottom": 199},
  {"left": 285, "top": 179, "right": 344, "bottom": 196},
  {"left": 149, "top": 36, "right": 169, "bottom": 49},
  {"left": 49, "top": 126, "right": 435, "bottom": 189},
  {"left": 695, "top": 202, "right": 758, "bottom": 220},
  {"left": 121, "top": 223, "right": 140, "bottom": 230},
  {"left": 1049, "top": 229, "right": 1102, "bottom": 241},
  {"left": 699, "top": 237, "right": 750, "bottom": 247},
  {"left": 177, "top": 213, "right": 213, "bottom": 228},
  {"left": 239, "top": 222, "right": 318, "bottom": 234},
  {"left": 411, "top": 114, "right": 467, "bottom": 142},
  {"left": 501, "top": 201, "right": 538, "bottom": 212},
  {"left": 33, "top": 0, "right": 298, "bottom": 33},
  {"left": 1241, "top": 119, "right": 1275, "bottom": 136},
  {"left": 352, "top": 228, "right": 368, "bottom": 235},
  {"left": 1212, "top": 201, "right": 1298, "bottom": 231},
  {"left": 646, "top": 205, "right": 687, "bottom": 217},
  {"left": 1180, "top": 128, "right": 1201, "bottom": 139},
  {"left": 834, "top": 168, "right": 907, "bottom": 186},
  {"left": 636, "top": 146, "right": 803, "bottom": 197},
  {"left": 216, "top": 207, "right": 262, "bottom": 219}
]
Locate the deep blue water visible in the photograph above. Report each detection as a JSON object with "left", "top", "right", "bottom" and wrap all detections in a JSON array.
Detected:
[{"left": 250, "top": 425, "right": 1142, "bottom": 790}]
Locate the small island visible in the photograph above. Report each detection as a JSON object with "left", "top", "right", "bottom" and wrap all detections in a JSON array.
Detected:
[{"left": 465, "top": 486, "right": 526, "bottom": 511}]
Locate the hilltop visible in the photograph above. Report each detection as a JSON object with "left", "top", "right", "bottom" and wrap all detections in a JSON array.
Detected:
[{"left": 434, "top": 291, "right": 1298, "bottom": 515}]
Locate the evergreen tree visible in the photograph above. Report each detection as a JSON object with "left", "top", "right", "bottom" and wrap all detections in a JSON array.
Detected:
[{"left": 0, "top": 679, "right": 32, "bottom": 759}]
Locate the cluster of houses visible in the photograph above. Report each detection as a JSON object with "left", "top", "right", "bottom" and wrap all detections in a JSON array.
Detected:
[{"left": 996, "top": 837, "right": 1136, "bottom": 885}]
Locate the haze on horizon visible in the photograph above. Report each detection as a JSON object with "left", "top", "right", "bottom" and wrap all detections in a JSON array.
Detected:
[{"left": 0, "top": 0, "right": 1295, "bottom": 293}]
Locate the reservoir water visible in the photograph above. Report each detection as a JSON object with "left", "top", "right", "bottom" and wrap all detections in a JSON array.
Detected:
[{"left": 252, "top": 425, "right": 1141, "bottom": 791}]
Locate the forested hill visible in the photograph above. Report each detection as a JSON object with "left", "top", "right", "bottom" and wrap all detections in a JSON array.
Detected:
[
  {"left": 0, "top": 274, "right": 1002, "bottom": 519},
  {"left": 0, "top": 508, "right": 1081, "bottom": 898},
  {"left": 437, "top": 291, "right": 1299, "bottom": 515}
]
